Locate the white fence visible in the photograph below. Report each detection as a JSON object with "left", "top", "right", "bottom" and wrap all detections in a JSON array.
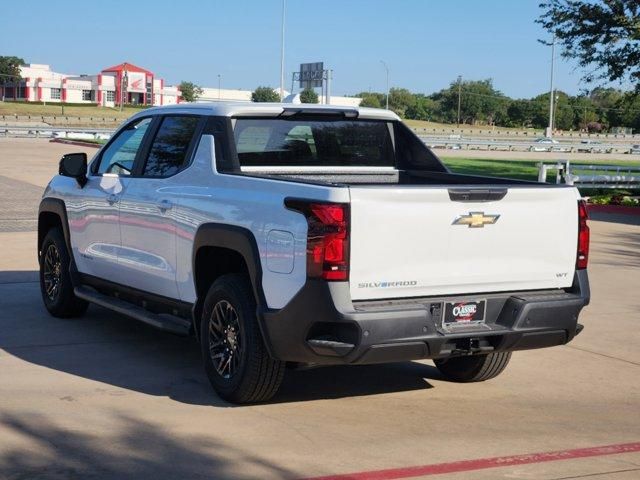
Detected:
[{"left": 538, "top": 161, "right": 640, "bottom": 189}]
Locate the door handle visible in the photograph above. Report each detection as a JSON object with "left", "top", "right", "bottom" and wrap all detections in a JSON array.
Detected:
[
  {"left": 106, "top": 194, "right": 119, "bottom": 205},
  {"left": 156, "top": 199, "right": 173, "bottom": 211}
]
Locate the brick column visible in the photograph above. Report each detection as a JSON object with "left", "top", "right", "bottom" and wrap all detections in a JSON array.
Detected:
[{"left": 97, "top": 74, "right": 103, "bottom": 105}]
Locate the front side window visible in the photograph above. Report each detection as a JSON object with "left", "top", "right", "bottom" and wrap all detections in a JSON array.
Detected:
[
  {"left": 233, "top": 118, "right": 394, "bottom": 167},
  {"left": 96, "top": 117, "right": 152, "bottom": 175},
  {"left": 50, "top": 88, "right": 61, "bottom": 100},
  {"left": 142, "top": 116, "right": 199, "bottom": 177},
  {"left": 105, "top": 90, "right": 115, "bottom": 102},
  {"left": 82, "top": 89, "right": 94, "bottom": 101}
]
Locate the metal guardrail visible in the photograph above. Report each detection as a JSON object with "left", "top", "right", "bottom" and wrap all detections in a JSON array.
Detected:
[
  {"left": 420, "top": 137, "right": 637, "bottom": 154},
  {"left": 538, "top": 161, "right": 640, "bottom": 189},
  {"left": 411, "top": 127, "right": 639, "bottom": 140},
  {"left": 0, "top": 125, "right": 113, "bottom": 139}
]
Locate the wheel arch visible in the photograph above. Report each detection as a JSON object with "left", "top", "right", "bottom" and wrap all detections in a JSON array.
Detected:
[
  {"left": 191, "top": 223, "right": 274, "bottom": 356},
  {"left": 38, "top": 198, "right": 74, "bottom": 268}
]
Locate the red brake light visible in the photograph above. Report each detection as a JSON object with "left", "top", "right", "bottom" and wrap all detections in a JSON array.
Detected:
[
  {"left": 577, "top": 200, "right": 590, "bottom": 269},
  {"left": 286, "top": 200, "right": 350, "bottom": 281}
]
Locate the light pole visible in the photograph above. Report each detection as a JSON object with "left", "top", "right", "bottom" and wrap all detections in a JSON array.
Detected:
[
  {"left": 380, "top": 60, "right": 389, "bottom": 110},
  {"left": 218, "top": 74, "right": 221, "bottom": 100},
  {"left": 553, "top": 92, "right": 559, "bottom": 131},
  {"left": 547, "top": 35, "right": 555, "bottom": 138},
  {"left": 279, "top": 0, "right": 286, "bottom": 101},
  {"left": 457, "top": 75, "right": 462, "bottom": 127}
]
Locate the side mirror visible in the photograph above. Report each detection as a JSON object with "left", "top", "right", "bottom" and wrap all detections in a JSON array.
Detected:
[{"left": 59, "top": 153, "right": 88, "bottom": 187}]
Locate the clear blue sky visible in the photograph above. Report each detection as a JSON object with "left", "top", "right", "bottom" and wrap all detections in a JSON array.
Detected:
[{"left": 0, "top": 0, "right": 590, "bottom": 98}]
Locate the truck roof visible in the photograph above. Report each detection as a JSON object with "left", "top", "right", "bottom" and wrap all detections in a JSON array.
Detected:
[{"left": 133, "top": 102, "right": 400, "bottom": 121}]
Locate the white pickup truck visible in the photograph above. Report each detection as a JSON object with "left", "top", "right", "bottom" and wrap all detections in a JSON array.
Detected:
[{"left": 38, "top": 103, "right": 590, "bottom": 403}]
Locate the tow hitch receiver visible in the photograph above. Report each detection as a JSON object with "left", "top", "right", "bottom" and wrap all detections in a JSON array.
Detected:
[{"left": 450, "top": 337, "right": 495, "bottom": 356}]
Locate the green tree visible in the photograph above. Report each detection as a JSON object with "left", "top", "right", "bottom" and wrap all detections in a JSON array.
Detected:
[
  {"left": 570, "top": 95, "right": 599, "bottom": 130},
  {"left": 300, "top": 87, "right": 319, "bottom": 104},
  {"left": 0, "top": 56, "right": 24, "bottom": 86},
  {"left": 356, "top": 92, "right": 384, "bottom": 108},
  {"left": 251, "top": 86, "right": 280, "bottom": 102},
  {"left": 506, "top": 99, "right": 536, "bottom": 128},
  {"left": 589, "top": 87, "right": 624, "bottom": 126},
  {"left": 537, "top": 0, "right": 640, "bottom": 91},
  {"left": 405, "top": 95, "right": 437, "bottom": 121},
  {"left": 612, "top": 92, "right": 640, "bottom": 131},
  {"left": 434, "top": 79, "right": 508, "bottom": 125},
  {"left": 530, "top": 91, "right": 574, "bottom": 130},
  {"left": 387, "top": 88, "right": 415, "bottom": 117},
  {"left": 178, "top": 81, "right": 203, "bottom": 102}
]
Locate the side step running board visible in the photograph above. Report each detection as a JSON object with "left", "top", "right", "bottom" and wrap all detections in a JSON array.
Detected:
[{"left": 74, "top": 286, "right": 191, "bottom": 336}]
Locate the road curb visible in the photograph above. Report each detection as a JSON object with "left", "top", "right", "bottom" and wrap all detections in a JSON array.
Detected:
[{"left": 49, "top": 138, "right": 101, "bottom": 149}]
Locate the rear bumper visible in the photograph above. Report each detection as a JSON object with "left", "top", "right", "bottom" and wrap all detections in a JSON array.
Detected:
[{"left": 260, "top": 270, "right": 590, "bottom": 365}]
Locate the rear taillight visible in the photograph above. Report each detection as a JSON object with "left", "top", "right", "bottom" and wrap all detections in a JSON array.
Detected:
[
  {"left": 577, "top": 200, "right": 590, "bottom": 269},
  {"left": 286, "top": 200, "right": 350, "bottom": 281}
]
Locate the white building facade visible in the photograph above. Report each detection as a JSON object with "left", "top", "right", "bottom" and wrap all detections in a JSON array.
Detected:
[
  {"left": 1, "top": 63, "right": 181, "bottom": 107},
  {"left": 1, "top": 62, "right": 361, "bottom": 108}
]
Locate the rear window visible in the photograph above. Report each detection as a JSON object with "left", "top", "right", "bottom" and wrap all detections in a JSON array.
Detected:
[{"left": 233, "top": 118, "right": 395, "bottom": 167}]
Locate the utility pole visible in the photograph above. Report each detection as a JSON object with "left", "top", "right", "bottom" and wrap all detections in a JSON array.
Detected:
[
  {"left": 218, "top": 74, "right": 221, "bottom": 100},
  {"left": 279, "top": 0, "right": 286, "bottom": 101},
  {"left": 547, "top": 34, "right": 555, "bottom": 138},
  {"left": 457, "top": 75, "right": 462, "bottom": 127},
  {"left": 380, "top": 60, "right": 389, "bottom": 110}
]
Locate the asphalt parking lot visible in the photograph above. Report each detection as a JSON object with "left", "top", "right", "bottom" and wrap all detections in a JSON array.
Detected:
[{"left": 0, "top": 138, "right": 639, "bottom": 480}]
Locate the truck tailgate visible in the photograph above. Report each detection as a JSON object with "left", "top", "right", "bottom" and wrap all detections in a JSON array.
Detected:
[{"left": 349, "top": 186, "right": 579, "bottom": 301}]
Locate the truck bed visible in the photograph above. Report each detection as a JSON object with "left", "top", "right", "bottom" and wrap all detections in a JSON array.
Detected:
[{"left": 239, "top": 167, "right": 544, "bottom": 187}]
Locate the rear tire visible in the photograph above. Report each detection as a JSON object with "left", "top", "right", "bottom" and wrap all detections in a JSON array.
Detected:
[
  {"left": 39, "top": 227, "right": 88, "bottom": 318},
  {"left": 434, "top": 352, "right": 512, "bottom": 382},
  {"left": 200, "top": 274, "right": 285, "bottom": 403}
]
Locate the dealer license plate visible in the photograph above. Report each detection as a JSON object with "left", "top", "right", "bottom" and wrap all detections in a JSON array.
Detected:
[{"left": 442, "top": 299, "right": 487, "bottom": 330}]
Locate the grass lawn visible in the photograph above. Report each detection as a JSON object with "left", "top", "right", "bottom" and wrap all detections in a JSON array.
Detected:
[
  {"left": 404, "top": 119, "right": 542, "bottom": 134},
  {"left": 0, "top": 102, "right": 144, "bottom": 119},
  {"left": 441, "top": 157, "right": 640, "bottom": 182}
]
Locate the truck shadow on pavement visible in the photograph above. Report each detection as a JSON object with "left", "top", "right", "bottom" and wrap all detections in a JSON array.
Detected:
[
  {"left": 0, "top": 412, "right": 300, "bottom": 480},
  {"left": 1, "top": 275, "right": 438, "bottom": 407},
  {"left": 593, "top": 231, "right": 640, "bottom": 269}
]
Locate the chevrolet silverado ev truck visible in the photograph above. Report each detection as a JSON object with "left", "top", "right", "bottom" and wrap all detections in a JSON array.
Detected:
[{"left": 38, "top": 103, "right": 590, "bottom": 403}]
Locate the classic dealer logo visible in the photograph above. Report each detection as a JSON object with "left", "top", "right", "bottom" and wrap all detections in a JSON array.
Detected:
[{"left": 451, "top": 302, "right": 477, "bottom": 320}]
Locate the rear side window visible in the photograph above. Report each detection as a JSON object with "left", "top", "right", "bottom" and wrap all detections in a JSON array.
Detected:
[
  {"left": 142, "top": 116, "right": 199, "bottom": 177},
  {"left": 233, "top": 118, "right": 394, "bottom": 167}
]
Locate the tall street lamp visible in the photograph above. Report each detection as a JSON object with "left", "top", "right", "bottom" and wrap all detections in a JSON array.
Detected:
[
  {"left": 279, "top": 0, "right": 286, "bottom": 101},
  {"left": 457, "top": 75, "right": 463, "bottom": 127},
  {"left": 380, "top": 60, "right": 389, "bottom": 110},
  {"left": 547, "top": 35, "right": 556, "bottom": 138}
]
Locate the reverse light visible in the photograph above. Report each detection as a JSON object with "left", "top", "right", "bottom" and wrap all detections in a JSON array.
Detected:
[
  {"left": 286, "top": 200, "right": 350, "bottom": 281},
  {"left": 577, "top": 200, "right": 590, "bottom": 269}
]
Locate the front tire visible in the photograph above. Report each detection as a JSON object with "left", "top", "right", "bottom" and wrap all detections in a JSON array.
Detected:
[
  {"left": 200, "top": 274, "right": 285, "bottom": 403},
  {"left": 39, "top": 227, "right": 88, "bottom": 318},
  {"left": 434, "top": 352, "right": 512, "bottom": 383}
]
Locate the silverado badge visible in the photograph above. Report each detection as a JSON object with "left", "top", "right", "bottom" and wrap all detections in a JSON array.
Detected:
[{"left": 452, "top": 212, "right": 500, "bottom": 228}]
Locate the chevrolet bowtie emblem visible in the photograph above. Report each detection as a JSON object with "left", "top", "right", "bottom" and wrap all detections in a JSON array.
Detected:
[{"left": 452, "top": 212, "right": 500, "bottom": 228}]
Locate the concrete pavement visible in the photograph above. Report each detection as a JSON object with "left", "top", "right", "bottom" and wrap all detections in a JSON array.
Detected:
[{"left": 0, "top": 138, "right": 638, "bottom": 479}]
